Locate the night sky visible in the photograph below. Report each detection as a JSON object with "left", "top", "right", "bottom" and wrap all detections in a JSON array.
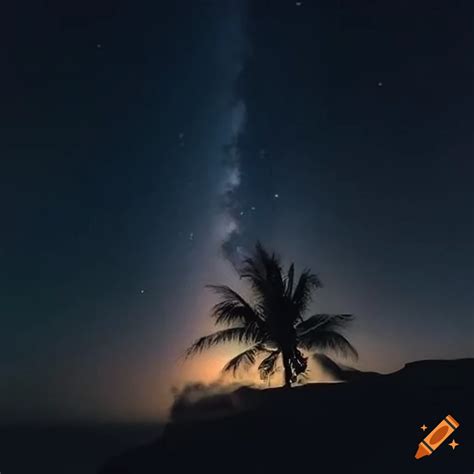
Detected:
[{"left": 1, "top": 0, "right": 472, "bottom": 422}]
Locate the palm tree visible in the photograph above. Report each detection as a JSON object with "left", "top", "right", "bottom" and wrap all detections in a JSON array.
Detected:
[{"left": 186, "top": 243, "right": 357, "bottom": 387}]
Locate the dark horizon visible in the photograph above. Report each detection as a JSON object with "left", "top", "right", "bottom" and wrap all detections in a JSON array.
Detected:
[{"left": 1, "top": 0, "right": 473, "bottom": 424}]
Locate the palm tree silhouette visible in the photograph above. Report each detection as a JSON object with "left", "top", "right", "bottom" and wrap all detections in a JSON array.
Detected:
[{"left": 186, "top": 243, "right": 357, "bottom": 387}]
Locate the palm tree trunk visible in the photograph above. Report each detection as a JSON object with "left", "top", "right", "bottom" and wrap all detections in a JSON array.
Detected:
[{"left": 282, "top": 353, "right": 292, "bottom": 388}]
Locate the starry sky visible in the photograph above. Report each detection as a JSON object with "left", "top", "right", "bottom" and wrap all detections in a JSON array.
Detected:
[{"left": 1, "top": 0, "right": 473, "bottom": 422}]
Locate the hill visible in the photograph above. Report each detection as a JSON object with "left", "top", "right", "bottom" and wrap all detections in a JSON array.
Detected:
[{"left": 99, "top": 359, "right": 473, "bottom": 474}]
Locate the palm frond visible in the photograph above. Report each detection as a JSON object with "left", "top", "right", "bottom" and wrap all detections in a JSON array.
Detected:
[
  {"left": 292, "top": 348, "right": 308, "bottom": 376},
  {"left": 255, "top": 241, "right": 280, "bottom": 277},
  {"left": 185, "top": 326, "right": 263, "bottom": 358},
  {"left": 285, "top": 263, "right": 295, "bottom": 298},
  {"left": 206, "top": 285, "right": 262, "bottom": 327},
  {"left": 296, "top": 314, "right": 353, "bottom": 336},
  {"left": 298, "top": 329, "right": 358, "bottom": 360},
  {"left": 240, "top": 242, "right": 285, "bottom": 300},
  {"left": 258, "top": 350, "right": 280, "bottom": 380},
  {"left": 239, "top": 258, "right": 267, "bottom": 300},
  {"left": 292, "top": 270, "right": 322, "bottom": 313},
  {"left": 222, "top": 344, "right": 267, "bottom": 375}
]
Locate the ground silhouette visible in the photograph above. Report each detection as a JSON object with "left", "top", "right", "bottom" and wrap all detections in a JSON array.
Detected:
[{"left": 99, "top": 358, "right": 473, "bottom": 474}]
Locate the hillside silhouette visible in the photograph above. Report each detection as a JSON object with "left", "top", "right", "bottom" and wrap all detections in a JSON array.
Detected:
[{"left": 99, "top": 358, "right": 473, "bottom": 474}]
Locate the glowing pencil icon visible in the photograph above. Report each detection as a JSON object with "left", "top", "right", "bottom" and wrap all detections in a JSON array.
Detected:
[{"left": 415, "top": 414, "right": 460, "bottom": 459}]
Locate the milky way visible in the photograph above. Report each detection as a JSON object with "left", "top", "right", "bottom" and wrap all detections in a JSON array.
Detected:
[
  {"left": 213, "top": 2, "right": 248, "bottom": 267},
  {"left": 218, "top": 101, "right": 246, "bottom": 266}
]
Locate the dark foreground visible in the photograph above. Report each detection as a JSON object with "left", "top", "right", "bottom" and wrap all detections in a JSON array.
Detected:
[
  {"left": 100, "top": 359, "right": 473, "bottom": 474},
  {"left": 0, "top": 422, "right": 161, "bottom": 474}
]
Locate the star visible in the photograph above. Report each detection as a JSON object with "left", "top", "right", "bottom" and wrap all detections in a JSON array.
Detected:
[
  {"left": 296, "top": 1, "right": 302, "bottom": 6},
  {"left": 274, "top": 193, "right": 279, "bottom": 198},
  {"left": 448, "top": 439, "right": 459, "bottom": 450},
  {"left": 140, "top": 289, "right": 145, "bottom": 294},
  {"left": 377, "top": 81, "right": 383, "bottom": 87},
  {"left": 96, "top": 43, "right": 102, "bottom": 49},
  {"left": 251, "top": 206, "right": 256, "bottom": 211},
  {"left": 420, "top": 424, "right": 427, "bottom": 431},
  {"left": 189, "top": 232, "right": 194, "bottom": 241},
  {"left": 239, "top": 211, "right": 245, "bottom": 216}
]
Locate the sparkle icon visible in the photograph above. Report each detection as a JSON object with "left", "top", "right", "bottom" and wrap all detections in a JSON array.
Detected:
[{"left": 448, "top": 439, "right": 459, "bottom": 450}]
